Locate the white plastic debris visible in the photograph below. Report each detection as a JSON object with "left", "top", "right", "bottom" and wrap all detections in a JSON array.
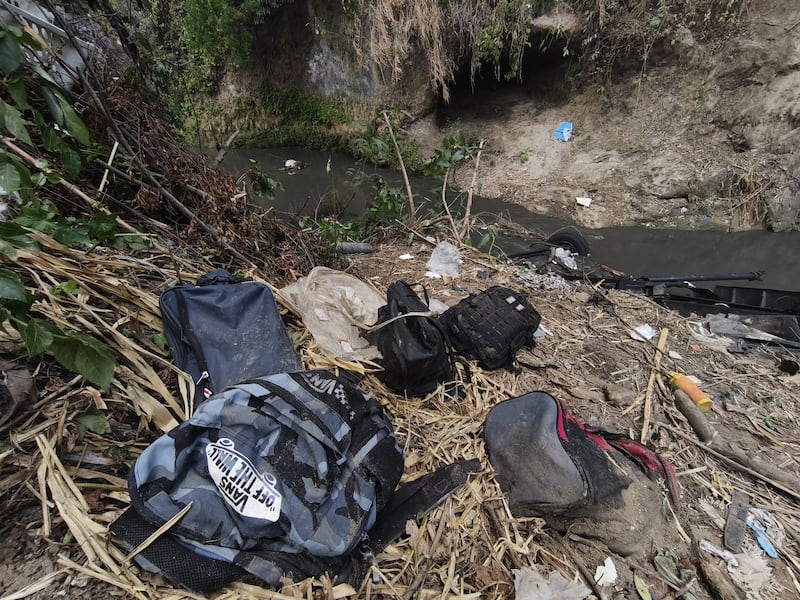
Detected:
[
  {"left": 594, "top": 557, "right": 618, "bottom": 586},
  {"left": 554, "top": 247, "right": 578, "bottom": 270},
  {"left": 514, "top": 567, "right": 591, "bottom": 600},
  {"left": 629, "top": 324, "right": 658, "bottom": 342},
  {"left": 398, "top": 253, "right": 414, "bottom": 260},
  {"left": 426, "top": 240, "right": 461, "bottom": 278},
  {"left": 576, "top": 196, "right": 593, "bottom": 207},
  {"left": 535, "top": 324, "right": 554, "bottom": 338},
  {"left": 668, "top": 350, "right": 684, "bottom": 360},
  {"left": 424, "top": 271, "right": 442, "bottom": 279},
  {"left": 428, "top": 298, "right": 449, "bottom": 315},
  {"left": 699, "top": 539, "right": 739, "bottom": 572}
]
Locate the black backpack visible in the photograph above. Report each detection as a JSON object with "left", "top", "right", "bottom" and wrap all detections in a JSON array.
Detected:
[
  {"left": 158, "top": 269, "right": 302, "bottom": 404},
  {"left": 440, "top": 286, "right": 541, "bottom": 370},
  {"left": 367, "top": 281, "right": 455, "bottom": 397}
]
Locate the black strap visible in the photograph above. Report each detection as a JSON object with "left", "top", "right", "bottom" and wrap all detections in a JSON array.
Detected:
[{"left": 366, "top": 458, "right": 481, "bottom": 552}]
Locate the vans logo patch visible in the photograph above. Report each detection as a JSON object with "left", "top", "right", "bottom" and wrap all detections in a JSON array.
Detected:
[{"left": 206, "top": 438, "right": 281, "bottom": 521}]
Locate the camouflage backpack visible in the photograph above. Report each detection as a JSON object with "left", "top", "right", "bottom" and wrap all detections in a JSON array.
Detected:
[{"left": 111, "top": 370, "right": 404, "bottom": 591}]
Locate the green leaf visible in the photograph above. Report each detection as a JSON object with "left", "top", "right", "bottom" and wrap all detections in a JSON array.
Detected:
[
  {"left": 54, "top": 222, "right": 91, "bottom": 246},
  {"left": 0, "top": 221, "right": 38, "bottom": 248},
  {"left": 53, "top": 89, "right": 91, "bottom": 146},
  {"left": 21, "top": 318, "right": 55, "bottom": 356},
  {"left": 15, "top": 203, "right": 58, "bottom": 232},
  {"left": 41, "top": 86, "right": 64, "bottom": 126},
  {"left": 1, "top": 100, "right": 32, "bottom": 145},
  {"left": 31, "top": 172, "right": 47, "bottom": 186},
  {"left": 53, "top": 280, "right": 79, "bottom": 296},
  {"left": 42, "top": 126, "right": 66, "bottom": 154},
  {"left": 60, "top": 145, "right": 82, "bottom": 179},
  {"left": 32, "top": 62, "right": 58, "bottom": 86},
  {"left": 153, "top": 332, "right": 168, "bottom": 351},
  {"left": 75, "top": 407, "right": 111, "bottom": 435},
  {"left": 634, "top": 574, "right": 652, "bottom": 600},
  {"left": 7, "top": 77, "right": 30, "bottom": 110},
  {"left": 0, "top": 266, "right": 27, "bottom": 301},
  {"left": 0, "top": 161, "right": 22, "bottom": 195},
  {"left": 0, "top": 31, "right": 23, "bottom": 75},
  {"left": 88, "top": 211, "right": 118, "bottom": 243},
  {"left": 0, "top": 239, "right": 17, "bottom": 260},
  {"left": 0, "top": 306, "right": 10, "bottom": 322},
  {"left": 50, "top": 334, "right": 116, "bottom": 390}
]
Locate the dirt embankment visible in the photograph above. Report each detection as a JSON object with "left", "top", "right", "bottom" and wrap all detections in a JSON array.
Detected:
[{"left": 409, "top": 1, "right": 800, "bottom": 233}]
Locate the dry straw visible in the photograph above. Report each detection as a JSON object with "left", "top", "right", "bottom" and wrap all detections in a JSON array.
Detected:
[{"left": 2, "top": 232, "right": 799, "bottom": 599}]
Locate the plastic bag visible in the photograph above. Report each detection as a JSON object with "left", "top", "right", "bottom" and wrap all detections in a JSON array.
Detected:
[
  {"left": 426, "top": 241, "right": 461, "bottom": 278},
  {"left": 278, "top": 267, "right": 385, "bottom": 361}
]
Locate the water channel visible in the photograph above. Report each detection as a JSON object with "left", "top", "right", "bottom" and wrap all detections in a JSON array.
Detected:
[{"left": 217, "top": 147, "right": 800, "bottom": 293}]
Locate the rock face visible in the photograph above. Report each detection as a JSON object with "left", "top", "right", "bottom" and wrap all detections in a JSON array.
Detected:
[{"left": 227, "top": 0, "right": 437, "bottom": 115}]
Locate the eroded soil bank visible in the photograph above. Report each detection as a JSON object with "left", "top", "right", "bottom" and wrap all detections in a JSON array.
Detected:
[{"left": 409, "top": 1, "right": 800, "bottom": 233}]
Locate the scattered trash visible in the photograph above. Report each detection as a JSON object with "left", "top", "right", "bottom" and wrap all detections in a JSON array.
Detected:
[
  {"left": 653, "top": 549, "right": 704, "bottom": 600},
  {"left": 338, "top": 242, "right": 373, "bottom": 254},
  {"left": 629, "top": 324, "right": 658, "bottom": 341},
  {"left": 513, "top": 567, "right": 591, "bottom": 600},
  {"left": 667, "top": 371, "right": 713, "bottom": 412},
  {"left": 705, "top": 314, "right": 800, "bottom": 349},
  {"left": 724, "top": 490, "right": 750, "bottom": 552},
  {"left": 576, "top": 196, "right": 593, "bottom": 207},
  {"left": 535, "top": 324, "right": 553, "bottom": 337},
  {"left": 428, "top": 298, "right": 449, "bottom": 314},
  {"left": 282, "top": 158, "right": 305, "bottom": 174},
  {"left": 699, "top": 539, "right": 739, "bottom": 571},
  {"left": 594, "top": 557, "right": 618, "bottom": 586},
  {"left": 426, "top": 240, "right": 461, "bottom": 278},
  {"left": 554, "top": 247, "right": 578, "bottom": 270},
  {"left": 278, "top": 267, "right": 386, "bottom": 361},
  {"left": 424, "top": 271, "right": 442, "bottom": 279},
  {"left": 554, "top": 121, "right": 574, "bottom": 142},
  {"left": 398, "top": 253, "right": 414, "bottom": 260},
  {"left": 746, "top": 508, "right": 784, "bottom": 558},
  {"left": 668, "top": 350, "right": 684, "bottom": 360},
  {"left": 519, "top": 271, "right": 575, "bottom": 291},
  {"left": 729, "top": 545, "right": 774, "bottom": 600},
  {"left": 680, "top": 206, "right": 689, "bottom": 214}
]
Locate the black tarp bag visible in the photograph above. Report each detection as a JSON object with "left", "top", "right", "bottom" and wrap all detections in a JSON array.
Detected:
[
  {"left": 159, "top": 269, "right": 302, "bottom": 404},
  {"left": 367, "top": 281, "right": 455, "bottom": 397}
]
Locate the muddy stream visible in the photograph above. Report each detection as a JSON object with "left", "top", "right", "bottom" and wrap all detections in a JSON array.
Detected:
[{"left": 218, "top": 147, "right": 800, "bottom": 293}]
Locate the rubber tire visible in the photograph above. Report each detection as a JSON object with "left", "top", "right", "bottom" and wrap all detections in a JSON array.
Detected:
[{"left": 546, "top": 226, "right": 590, "bottom": 256}]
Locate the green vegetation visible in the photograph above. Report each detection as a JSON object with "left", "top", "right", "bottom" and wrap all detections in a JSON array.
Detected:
[
  {"left": 0, "top": 26, "right": 119, "bottom": 390},
  {"left": 299, "top": 122, "right": 481, "bottom": 246}
]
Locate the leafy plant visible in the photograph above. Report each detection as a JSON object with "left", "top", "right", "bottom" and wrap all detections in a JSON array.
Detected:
[
  {"left": 246, "top": 158, "right": 284, "bottom": 200},
  {"left": 367, "top": 177, "right": 408, "bottom": 224},
  {"left": 0, "top": 26, "right": 117, "bottom": 390},
  {"left": 299, "top": 215, "right": 361, "bottom": 245}
]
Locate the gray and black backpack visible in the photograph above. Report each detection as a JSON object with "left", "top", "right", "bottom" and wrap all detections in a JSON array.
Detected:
[{"left": 111, "top": 370, "right": 407, "bottom": 591}]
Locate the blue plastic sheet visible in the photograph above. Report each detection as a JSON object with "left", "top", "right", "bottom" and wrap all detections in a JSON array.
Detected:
[{"left": 554, "top": 121, "right": 573, "bottom": 142}]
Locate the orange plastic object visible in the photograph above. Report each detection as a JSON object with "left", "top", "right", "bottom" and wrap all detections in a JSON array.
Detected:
[{"left": 667, "top": 372, "right": 713, "bottom": 412}]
